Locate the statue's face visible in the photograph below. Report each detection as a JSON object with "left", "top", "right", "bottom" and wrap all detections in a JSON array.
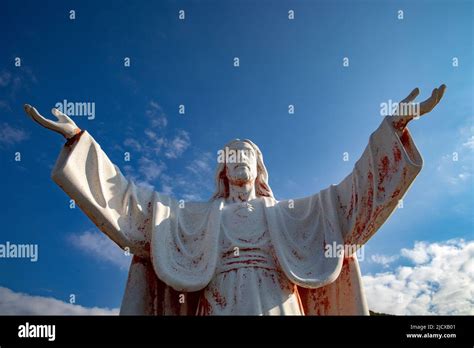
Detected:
[{"left": 225, "top": 141, "right": 258, "bottom": 186}]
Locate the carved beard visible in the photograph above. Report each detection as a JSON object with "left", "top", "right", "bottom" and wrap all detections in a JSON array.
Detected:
[
  {"left": 228, "top": 176, "right": 255, "bottom": 187},
  {"left": 227, "top": 167, "right": 256, "bottom": 187}
]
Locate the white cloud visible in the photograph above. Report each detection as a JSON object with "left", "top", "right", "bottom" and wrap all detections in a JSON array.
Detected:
[
  {"left": 0, "top": 123, "right": 29, "bottom": 146},
  {"left": 123, "top": 137, "right": 142, "bottom": 152},
  {"left": 120, "top": 101, "right": 215, "bottom": 199},
  {"left": 463, "top": 135, "right": 474, "bottom": 150},
  {"left": 121, "top": 100, "right": 192, "bottom": 190},
  {"left": 69, "top": 230, "right": 131, "bottom": 270},
  {"left": 400, "top": 243, "right": 432, "bottom": 264},
  {"left": 146, "top": 100, "right": 168, "bottom": 128},
  {"left": 138, "top": 156, "right": 166, "bottom": 182},
  {"left": 363, "top": 239, "right": 474, "bottom": 315},
  {"left": 181, "top": 193, "right": 203, "bottom": 201},
  {"left": 0, "top": 286, "right": 118, "bottom": 315},
  {"left": 186, "top": 152, "right": 214, "bottom": 175},
  {"left": 161, "top": 183, "right": 174, "bottom": 195},
  {"left": 164, "top": 130, "right": 191, "bottom": 159},
  {"left": 0, "top": 68, "right": 37, "bottom": 102},
  {"left": 436, "top": 125, "right": 473, "bottom": 187},
  {"left": 370, "top": 253, "right": 399, "bottom": 267},
  {"left": 144, "top": 129, "right": 165, "bottom": 154}
]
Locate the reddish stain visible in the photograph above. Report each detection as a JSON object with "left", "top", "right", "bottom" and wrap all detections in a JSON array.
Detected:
[
  {"left": 198, "top": 295, "right": 212, "bottom": 315},
  {"left": 346, "top": 191, "right": 355, "bottom": 219},
  {"left": 377, "top": 156, "right": 391, "bottom": 193},
  {"left": 225, "top": 259, "right": 263, "bottom": 266},
  {"left": 337, "top": 194, "right": 347, "bottom": 216},
  {"left": 314, "top": 286, "right": 330, "bottom": 314},
  {"left": 137, "top": 201, "right": 153, "bottom": 235},
  {"left": 211, "top": 287, "right": 227, "bottom": 308},
  {"left": 400, "top": 129, "right": 410, "bottom": 147},
  {"left": 348, "top": 170, "right": 374, "bottom": 245},
  {"left": 393, "top": 145, "right": 402, "bottom": 163},
  {"left": 222, "top": 247, "right": 259, "bottom": 258},
  {"left": 402, "top": 166, "right": 409, "bottom": 183},
  {"left": 65, "top": 130, "right": 85, "bottom": 147},
  {"left": 392, "top": 118, "right": 408, "bottom": 132}
]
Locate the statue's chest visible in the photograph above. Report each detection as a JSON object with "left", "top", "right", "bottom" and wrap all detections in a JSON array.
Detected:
[
  {"left": 221, "top": 201, "right": 267, "bottom": 241},
  {"left": 217, "top": 200, "right": 275, "bottom": 273}
]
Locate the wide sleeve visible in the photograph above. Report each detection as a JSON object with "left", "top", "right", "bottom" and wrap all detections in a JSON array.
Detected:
[
  {"left": 51, "top": 131, "right": 155, "bottom": 257},
  {"left": 331, "top": 116, "right": 423, "bottom": 246}
]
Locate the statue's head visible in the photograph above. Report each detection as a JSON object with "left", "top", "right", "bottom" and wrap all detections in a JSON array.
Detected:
[{"left": 212, "top": 139, "right": 274, "bottom": 200}]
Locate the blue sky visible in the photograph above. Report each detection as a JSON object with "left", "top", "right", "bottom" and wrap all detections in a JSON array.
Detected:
[{"left": 0, "top": 0, "right": 472, "bottom": 314}]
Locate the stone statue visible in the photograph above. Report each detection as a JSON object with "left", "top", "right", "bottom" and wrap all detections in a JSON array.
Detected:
[{"left": 23, "top": 85, "right": 446, "bottom": 315}]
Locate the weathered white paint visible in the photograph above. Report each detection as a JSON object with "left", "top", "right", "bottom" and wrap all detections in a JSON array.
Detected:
[{"left": 23, "top": 85, "right": 446, "bottom": 315}]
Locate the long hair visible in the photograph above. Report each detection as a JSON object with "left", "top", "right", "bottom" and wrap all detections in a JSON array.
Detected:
[{"left": 211, "top": 139, "right": 274, "bottom": 200}]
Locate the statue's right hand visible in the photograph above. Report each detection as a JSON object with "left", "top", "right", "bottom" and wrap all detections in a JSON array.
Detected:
[{"left": 24, "top": 104, "right": 81, "bottom": 139}]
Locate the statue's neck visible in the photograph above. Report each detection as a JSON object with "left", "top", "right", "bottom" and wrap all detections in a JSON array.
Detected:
[{"left": 227, "top": 182, "right": 257, "bottom": 203}]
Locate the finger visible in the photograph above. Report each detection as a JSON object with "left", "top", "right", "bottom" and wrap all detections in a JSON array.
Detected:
[
  {"left": 24, "top": 104, "right": 59, "bottom": 130},
  {"left": 437, "top": 84, "right": 446, "bottom": 102},
  {"left": 24, "top": 104, "right": 50, "bottom": 125},
  {"left": 420, "top": 88, "right": 439, "bottom": 115},
  {"left": 51, "top": 108, "right": 74, "bottom": 123},
  {"left": 422, "top": 88, "right": 438, "bottom": 112},
  {"left": 400, "top": 87, "right": 420, "bottom": 104}
]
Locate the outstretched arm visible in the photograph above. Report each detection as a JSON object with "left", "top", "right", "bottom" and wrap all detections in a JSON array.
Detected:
[
  {"left": 330, "top": 85, "right": 446, "bottom": 246},
  {"left": 24, "top": 105, "right": 155, "bottom": 257}
]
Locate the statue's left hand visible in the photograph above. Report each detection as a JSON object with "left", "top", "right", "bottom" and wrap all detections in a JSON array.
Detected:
[
  {"left": 391, "top": 84, "right": 446, "bottom": 133},
  {"left": 24, "top": 104, "right": 81, "bottom": 139}
]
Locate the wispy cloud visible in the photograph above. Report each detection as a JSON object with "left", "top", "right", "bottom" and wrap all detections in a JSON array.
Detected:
[
  {"left": 137, "top": 157, "right": 166, "bottom": 182},
  {"left": 146, "top": 100, "right": 168, "bottom": 128},
  {"left": 0, "top": 123, "right": 29, "bottom": 146},
  {"left": 0, "top": 68, "right": 37, "bottom": 105},
  {"left": 155, "top": 151, "right": 215, "bottom": 200},
  {"left": 123, "top": 137, "right": 142, "bottom": 152},
  {"left": 120, "top": 100, "right": 213, "bottom": 200},
  {"left": 164, "top": 130, "right": 190, "bottom": 159},
  {"left": 463, "top": 135, "right": 474, "bottom": 150},
  {"left": 68, "top": 230, "right": 131, "bottom": 270},
  {"left": 186, "top": 152, "right": 214, "bottom": 176},
  {"left": 363, "top": 239, "right": 474, "bottom": 315},
  {"left": 369, "top": 253, "right": 399, "bottom": 268},
  {"left": 0, "top": 286, "right": 118, "bottom": 315},
  {"left": 436, "top": 124, "right": 473, "bottom": 187}
]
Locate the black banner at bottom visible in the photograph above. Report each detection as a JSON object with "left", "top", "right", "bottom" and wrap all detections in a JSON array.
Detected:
[{"left": 0, "top": 315, "right": 472, "bottom": 346}]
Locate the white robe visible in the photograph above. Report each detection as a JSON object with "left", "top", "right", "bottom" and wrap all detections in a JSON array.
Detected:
[{"left": 51, "top": 116, "right": 423, "bottom": 315}]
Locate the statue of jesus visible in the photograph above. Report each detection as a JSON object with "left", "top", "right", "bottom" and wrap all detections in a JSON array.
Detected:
[{"left": 23, "top": 85, "right": 445, "bottom": 315}]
